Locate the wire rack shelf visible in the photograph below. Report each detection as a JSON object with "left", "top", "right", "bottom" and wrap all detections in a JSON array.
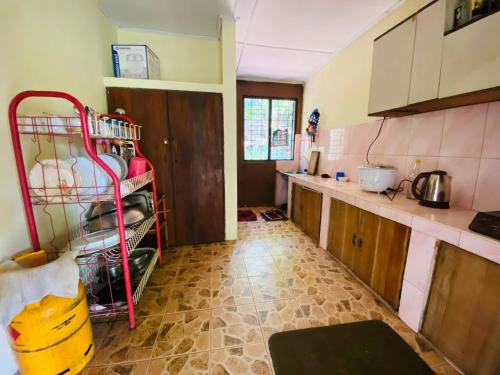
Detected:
[{"left": 8, "top": 90, "right": 164, "bottom": 329}]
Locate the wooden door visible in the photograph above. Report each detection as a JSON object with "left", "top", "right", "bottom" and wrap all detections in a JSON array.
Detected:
[
  {"left": 327, "top": 198, "right": 347, "bottom": 259},
  {"left": 341, "top": 203, "right": 360, "bottom": 269},
  {"left": 106, "top": 88, "right": 175, "bottom": 243},
  {"left": 300, "top": 186, "right": 322, "bottom": 243},
  {"left": 439, "top": 12, "right": 500, "bottom": 98},
  {"left": 166, "top": 91, "right": 225, "bottom": 245},
  {"left": 371, "top": 217, "right": 411, "bottom": 309},
  {"left": 352, "top": 209, "right": 380, "bottom": 285},
  {"left": 408, "top": 0, "right": 445, "bottom": 104},
  {"left": 368, "top": 17, "right": 417, "bottom": 114},
  {"left": 422, "top": 242, "right": 500, "bottom": 375}
]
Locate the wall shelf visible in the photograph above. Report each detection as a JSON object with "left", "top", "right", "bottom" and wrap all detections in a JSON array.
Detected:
[
  {"left": 103, "top": 77, "right": 224, "bottom": 93},
  {"left": 444, "top": 8, "right": 499, "bottom": 36}
]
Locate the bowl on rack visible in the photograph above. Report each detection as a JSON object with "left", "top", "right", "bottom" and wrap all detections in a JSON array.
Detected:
[
  {"left": 85, "top": 204, "right": 146, "bottom": 232},
  {"left": 128, "top": 248, "right": 155, "bottom": 276}
]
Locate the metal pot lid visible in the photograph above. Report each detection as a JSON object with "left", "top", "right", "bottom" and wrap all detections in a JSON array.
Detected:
[{"left": 358, "top": 164, "right": 396, "bottom": 169}]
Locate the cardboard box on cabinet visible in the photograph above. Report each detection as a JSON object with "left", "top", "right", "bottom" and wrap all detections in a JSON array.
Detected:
[{"left": 112, "top": 44, "right": 160, "bottom": 80}]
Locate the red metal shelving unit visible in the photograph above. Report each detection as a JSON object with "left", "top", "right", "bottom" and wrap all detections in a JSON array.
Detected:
[{"left": 8, "top": 90, "right": 163, "bottom": 329}]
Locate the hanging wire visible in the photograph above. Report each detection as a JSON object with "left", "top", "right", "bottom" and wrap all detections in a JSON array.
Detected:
[{"left": 365, "top": 117, "right": 386, "bottom": 165}]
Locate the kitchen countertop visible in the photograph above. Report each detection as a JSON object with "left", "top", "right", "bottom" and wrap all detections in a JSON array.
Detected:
[{"left": 289, "top": 174, "right": 500, "bottom": 264}]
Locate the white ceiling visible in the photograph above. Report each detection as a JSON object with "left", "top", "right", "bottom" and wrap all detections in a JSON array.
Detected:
[
  {"left": 100, "top": 0, "right": 404, "bottom": 83},
  {"left": 100, "top": 0, "right": 234, "bottom": 38},
  {"left": 236, "top": 0, "right": 404, "bottom": 82}
]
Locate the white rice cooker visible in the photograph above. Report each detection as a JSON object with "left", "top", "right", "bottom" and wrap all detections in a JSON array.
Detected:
[{"left": 358, "top": 164, "right": 397, "bottom": 193}]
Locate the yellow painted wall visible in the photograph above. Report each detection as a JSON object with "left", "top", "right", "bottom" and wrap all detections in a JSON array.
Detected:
[
  {"left": 117, "top": 29, "right": 222, "bottom": 83},
  {"left": 0, "top": 0, "right": 116, "bottom": 370},
  {"left": 221, "top": 19, "right": 238, "bottom": 240},
  {"left": 302, "top": 0, "right": 431, "bottom": 129}
]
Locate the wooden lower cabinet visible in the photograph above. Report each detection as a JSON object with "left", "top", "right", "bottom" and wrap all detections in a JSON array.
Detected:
[
  {"left": 352, "top": 209, "right": 380, "bottom": 285},
  {"left": 371, "top": 217, "right": 410, "bottom": 309},
  {"left": 292, "top": 183, "right": 322, "bottom": 244},
  {"left": 422, "top": 242, "right": 500, "bottom": 375},
  {"left": 327, "top": 198, "right": 410, "bottom": 309}
]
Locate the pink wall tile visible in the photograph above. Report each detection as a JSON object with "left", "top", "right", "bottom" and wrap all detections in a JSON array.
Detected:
[
  {"left": 399, "top": 280, "right": 426, "bottom": 331},
  {"left": 438, "top": 157, "right": 480, "bottom": 209},
  {"left": 293, "top": 101, "right": 499, "bottom": 211},
  {"left": 440, "top": 103, "right": 487, "bottom": 158},
  {"left": 412, "top": 216, "right": 461, "bottom": 245},
  {"left": 348, "top": 120, "right": 380, "bottom": 155},
  {"left": 459, "top": 231, "right": 500, "bottom": 264},
  {"left": 472, "top": 158, "right": 500, "bottom": 212},
  {"left": 371, "top": 117, "right": 411, "bottom": 156},
  {"left": 482, "top": 101, "right": 500, "bottom": 159},
  {"left": 408, "top": 111, "right": 444, "bottom": 156},
  {"left": 380, "top": 155, "right": 408, "bottom": 185},
  {"left": 404, "top": 230, "right": 437, "bottom": 292},
  {"left": 405, "top": 156, "right": 439, "bottom": 176}
]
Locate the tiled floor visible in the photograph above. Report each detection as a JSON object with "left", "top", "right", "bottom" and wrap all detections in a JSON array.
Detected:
[{"left": 84, "top": 207, "right": 458, "bottom": 375}]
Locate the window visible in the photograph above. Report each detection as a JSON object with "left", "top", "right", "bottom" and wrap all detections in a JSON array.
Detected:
[{"left": 243, "top": 97, "right": 296, "bottom": 161}]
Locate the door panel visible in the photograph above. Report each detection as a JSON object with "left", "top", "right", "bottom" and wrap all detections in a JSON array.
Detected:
[
  {"left": 327, "top": 198, "right": 347, "bottom": 259},
  {"left": 408, "top": 0, "right": 445, "bottom": 104},
  {"left": 422, "top": 242, "right": 500, "bottom": 375},
  {"left": 368, "top": 18, "right": 417, "bottom": 113},
  {"left": 292, "top": 184, "right": 303, "bottom": 227},
  {"left": 106, "top": 88, "right": 175, "bottom": 243},
  {"left": 300, "top": 186, "right": 322, "bottom": 243},
  {"left": 341, "top": 204, "right": 360, "bottom": 269},
  {"left": 167, "top": 91, "right": 225, "bottom": 245},
  {"left": 371, "top": 217, "right": 410, "bottom": 309},
  {"left": 352, "top": 209, "right": 380, "bottom": 285}
]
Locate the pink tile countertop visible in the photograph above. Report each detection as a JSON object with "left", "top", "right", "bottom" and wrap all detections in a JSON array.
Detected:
[{"left": 288, "top": 174, "right": 500, "bottom": 264}]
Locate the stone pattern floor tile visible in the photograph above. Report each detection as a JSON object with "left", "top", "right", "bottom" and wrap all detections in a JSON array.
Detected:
[{"left": 83, "top": 207, "right": 459, "bottom": 374}]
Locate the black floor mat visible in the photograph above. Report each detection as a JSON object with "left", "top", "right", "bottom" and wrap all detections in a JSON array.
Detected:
[{"left": 268, "top": 320, "right": 435, "bottom": 375}]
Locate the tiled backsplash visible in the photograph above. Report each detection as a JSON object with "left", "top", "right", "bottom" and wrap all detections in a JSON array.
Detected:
[{"left": 300, "top": 101, "right": 500, "bottom": 211}]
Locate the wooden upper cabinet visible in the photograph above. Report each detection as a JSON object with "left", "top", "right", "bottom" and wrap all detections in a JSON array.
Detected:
[
  {"left": 368, "top": 17, "right": 416, "bottom": 114},
  {"left": 439, "top": 11, "right": 500, "bottom": 98},
  {"left": 408, "top": 0, "right": 445, "bottom": 104}
]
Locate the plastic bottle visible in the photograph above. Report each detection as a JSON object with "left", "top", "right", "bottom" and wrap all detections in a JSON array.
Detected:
[{"left": 406, "top": 159, "right": 421, "bottom": 199}]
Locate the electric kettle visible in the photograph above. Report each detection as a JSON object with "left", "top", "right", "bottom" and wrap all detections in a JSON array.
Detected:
[{"left": 411, "top": 170, "right": 451, "bottom": 209}]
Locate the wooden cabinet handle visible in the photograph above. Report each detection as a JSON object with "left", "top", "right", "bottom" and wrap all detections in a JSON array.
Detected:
[
  {"left": 352, "top": 233, "right": 357, "bottom": 246},
  {"left": 357, "top": 238, "right": 363, "bottom": 249}
]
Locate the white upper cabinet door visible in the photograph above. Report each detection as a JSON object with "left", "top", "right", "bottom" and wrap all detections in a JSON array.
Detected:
[
  {"left": 368, "top": 17, "right": 417, "bottom": 114},
  {"left": 408, "top": 0, "right": 446, "bottom": 104},
  {"left": 439, "top": 11, "right": 500, "bottom": 98}
]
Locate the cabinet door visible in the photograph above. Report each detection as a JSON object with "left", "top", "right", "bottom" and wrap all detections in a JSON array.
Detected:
[
  {"left": 300, "top": 186, "right": 322, "bottom": 243},
  {"left": 439, "top": 12, "right": 500, "bottom": 98},
  {"left": 368, "top": 17, "right": 417, "bottom": 114},
  {"left": 292, "top": 183, "right": 303, "bottom": 227},
  {"left": 352, "top": 209, "right": 380, "bottom": 285},
  {"left": 167, "top": 91, "right": 225, "bottom": 245},
  {"left": 371, "top": 217, "right": 410, "bottom": 309},
  {"left": 327, "top": 198, "right": 347, "bottom": 259},
  {"left": 408, "top": 0, "right": 445, "bottom": 104},
  {"left": 341, "top": 203, "right": 360, "bottom": 269},
  {"left": 422, "top": 242, "right": 500, "bottom": 375},
  {"left": 106, "top": 88, "right": 175, "bottom": 243}
]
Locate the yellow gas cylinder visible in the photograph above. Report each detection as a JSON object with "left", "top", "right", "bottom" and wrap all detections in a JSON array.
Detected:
[{"left": 7, "top": 281, "right": 94, "bottom": 375}]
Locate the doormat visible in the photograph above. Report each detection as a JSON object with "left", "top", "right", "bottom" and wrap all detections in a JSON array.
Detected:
[
  {"left": 261, "top": 210, "right": 288, "bottom": 221},
  {"left": 268, "top": 320, "right": 435, "bottom": 375},
  {"left": 238, "top": 209, "right": 257, "bottom": 222}
]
